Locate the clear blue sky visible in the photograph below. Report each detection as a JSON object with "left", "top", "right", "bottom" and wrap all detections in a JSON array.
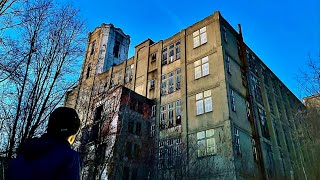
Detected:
[{"left": 66, "top": 0, "right": 319, "bottom": 99}]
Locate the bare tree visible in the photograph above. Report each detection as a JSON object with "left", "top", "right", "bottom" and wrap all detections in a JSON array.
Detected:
[
  {"left": 0, "top": 0, "right": 85, "bottom": 158},
  {"left": 297, "top": 54, "right": 320, "bottom": 98},
  {"left": 77, "top": 86, "right": 154, "bottom": 180},
  {"left": 294, "top": 53, "right": 320, "bottom": 179}
]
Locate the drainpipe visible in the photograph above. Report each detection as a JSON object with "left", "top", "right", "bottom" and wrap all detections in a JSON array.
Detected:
[{"left": 237, "top": 24, "right": 267, "bottom": 180}]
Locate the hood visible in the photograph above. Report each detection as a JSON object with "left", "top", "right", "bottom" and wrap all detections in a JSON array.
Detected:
[{"left": 20, "top": 134, "right": 69, "bottom": 160}]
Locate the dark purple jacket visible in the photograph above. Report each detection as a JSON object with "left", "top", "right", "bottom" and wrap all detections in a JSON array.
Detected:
[{"left": 7, "top": 134, "right": 80, "bottom": 180}]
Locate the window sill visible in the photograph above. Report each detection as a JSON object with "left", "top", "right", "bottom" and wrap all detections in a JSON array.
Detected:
[
  {"left": 196, "top": 110, "right": 212, "bottom": 116},
  {"left": 194, "top": 74, "right": 210, "bottom": 80},
  {"left": 197, "top": 153, "right": 217, "bottom": 159},
  {"left": 193, "top": 42, "right": 207, "bottom": 49}
]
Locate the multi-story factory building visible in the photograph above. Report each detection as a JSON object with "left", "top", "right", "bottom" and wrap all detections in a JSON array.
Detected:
[{"left": 65, "top": 11, "right": 309, "bottom": 180}]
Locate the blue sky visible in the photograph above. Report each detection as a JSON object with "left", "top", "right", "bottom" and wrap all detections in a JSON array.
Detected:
[{"left": 66, "top": 0, "right": 319, "bottom": 99}]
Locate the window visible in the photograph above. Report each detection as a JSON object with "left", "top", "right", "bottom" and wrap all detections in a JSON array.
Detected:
[
  {"left": 265, "top": 144, "right": 274, "bottom": 176},
  {"left": 261, "top": 66, "right": 268, "bottom": 86},
  {"left": 252, "top": 76, "right": 263, "bottom": 104},
  {"left": 86, "top": 63, "right": 91, "bottom": 79},
  {"left": 176, "top": 100, "right": 181, "bottom": 125},
  {"left": 159, "top": 138, "right": 182, "bottom": 169},
  {"left": 258, "top": 107, "right": 270, "bottom": 139},
  {"left": 161, "top": 75, "right": 167, "bottom": 96},
  {"left": 94, "top": 105, "right": 103, "bottom": 122},
  {"left": 125, "top": 64, "right": 134, "bottom": 83},
  {"left": 151, "top": 105, "right": 156, "bottom": 117},
  {"left": 162, "top": 47, "right": 167, "bottom": 65},
  {"left": 267, "top": 90, "right": 274, "bottom": 114},
  {"left": 131, "top": 168, "right": 138, "bottom": 179},
  {"left": 223, "top": 27, "right": 227, "bottom": 42},
  {"left": 252, "top": 139, "right": 258, "bottom": 161},
  {"left": 193, "top": 26, "right": 207, "bottom": 48},
  {"left": 90, "top": 40, "right": 95, "bottom": 55},
  {"left": 151, "top": 53, "right": 157, "bottom": 61},
  {"left": 99, "top": 81, "right": 104, "bottom": 93},
  {"left": 197, "top": 129, "right": 216, "bottom": 157},
  {"left": 161, "top": 70, "right": 181, "bottom": 96},
  {"left": 196, "top": 90, "right": 212, "bottom": 115},
  {"left": 230, "top": 89, "right": 236, "bottom": 112},
  {"left": 241, "top": 67, "right": 247, "bottom": 87},
  {"left": 150, "top": 124, "right": 155, "bottom": 137},
  {"left": 249, "top": 55, "right": 258, "bottom": 76},
  {"left": 169, "top": 44, "right": 174, "bottom": 63},
  {"left": 150, "top": 79, "right": 155, "bottom": 89},
  {"left": 226, "top": 55, "right": 231, "bottom": 74},
  {"left": 113, "top": 41, "right": 120, "bottom": 58},
  {"left": 280, "top": 152, "right": 286, "bottom": 175},
  {"left": 283, "top": 128, "right": 290, "bottom": 153},
  {"left": 234, "top": 127, "right": 241, "bottom": 155},
  {"left": 168, "top": 103, "right": 174, "bottom": 127},
  {"left": 168, "top": 72, "right": 174, "bottom": 94},
  {"left": 160, "top": 105, "right": 167, "bottom": 130},
  {"left": 104, "top": 77, "right": 109, "bottom": 88},
  {"left": 110, "top": 73, "right": 115, "bottom": 87},
  {"left": 118, "top": 70, "right": 122, "bottom": 85},
  {"left": 160, "top": 100, "right": 182, "bottom": 130},
  {"left": 273, "top": 120, "right": 281, "bottom": 147},
  {"left": 176, "top": 41, "right": 180, "bottom": 59},
  {"left": 123, "top": 167, "right": 129, "bottom": 180},
  {"left": 135, "top": 122, "right": 141, "bottom": 135},
  {"left": 246, "top": 101, "right": 251, "bottom": 118},
  {"left": 176, "top": 69, "right": 181, "bottom": 90},
  {"left": 194, "top": 56, "right": 209, "bottom": 79},
  {"left": 126, "top": 141, "right": 132, "bottom": 158},
  {"left": 128, "top": 121, "right": 134, "bottom": 134}
]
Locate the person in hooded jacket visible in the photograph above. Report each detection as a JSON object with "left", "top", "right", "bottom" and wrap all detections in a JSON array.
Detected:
[{"left": 7, "top": 107, "right": 81, "bottom": 180}]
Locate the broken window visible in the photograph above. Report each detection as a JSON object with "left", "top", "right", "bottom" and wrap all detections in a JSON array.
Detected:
[
  {"left": 168, "top": 103, "right": 174, "bottom": 127},
  {"left": 176, "top": 68, "right": 181, "bottom": 90},
  {"left": 160, "top": 105, "right": 167, "bottom": 130},
  {"left": 162, "top": 47, "right": 167, "bottom": 66},
  {"left": 151, "top": 53, "right": 157, "bottom": 61},
  {"left": 234, "top": 127, "right": 241, "bottom": 155},
  {"left": 113, "top": 41, "right": 120, "bottom": 58},
  {"left": 151, "top": 105, "right": 156, "bottom": 117},
  {"left": 169, "top": 44, "right": 174, "bottom": 63},
  {"left": 86, "top": 63, "right": 91, "bottom": 79},
  {"left": 161, "top": 75, "right": 167, "bottom": 96},
  {"left": 176, "top": 100, "right": 181, "bottom": 125},
  {"left": 230, "top": 89, "right": 236, "bottom": 112},
  {"left": 259, "top": 107, "right": 270, "bottom": 139},
  {"left": 168, "top": 72, "right": 174, "bottom": 94},
  {"left": 226, "top": 55, "right": 232, "bottom": 75},
  {"left": 150, "top": 79, "right": 155, "bottom": 89},
  {"left": 128, "top": 121, "right": 134, "bottom": 134},
  {"left": 125, "top": 141, "right": 132, "bottom": 158},
  {"left": 176, "top": 41, "right": 181, "bottom": 59},
  {"left": 135, "top": 122, "right": 141, "bottom": 135},
  {"left": 94, "top": 105, "right": 103, "bottom": 122},
  {"left": 90, "top": 40, "right": 95, "bottom": 55}
]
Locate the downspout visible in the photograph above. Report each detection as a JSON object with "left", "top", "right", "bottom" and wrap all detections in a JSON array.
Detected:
[
  {"left": 237, "top": 24, "right": 267, "bottom": 180},
  {"left": 182, "top": 29, "right": 190, "bottom": 180},
  {"left": 133, "top": 46, "right": 146, "bottom": 91},
  {"left": 145, "top": 45, "right": 151, "bottom": 98}
]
